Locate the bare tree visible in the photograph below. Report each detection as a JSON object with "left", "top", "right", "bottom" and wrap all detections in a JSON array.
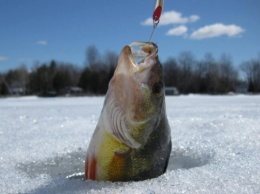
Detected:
[
  {"left": 86, "top": 45, "right": 99, "bottom": 69},
  {"left": 240, "top": 55, "right": 260, "bottom": 92},
  {"left": 178, "top": 51, "right": 196, "bottom": 93},
  {"left": 5, "top": 65, "right": 29, "bottom": 95},
  {"left": 163, "top": 57, "right": 179, "bottom": 87},
  {"left": 104, "top": 51, "right": 118, "bottom": 87},
  {"left": 104, "top": 51, "right": 118, "bottom": 69},
  {"left": 218, "top": 53, "right": 238, "bottom": 92}
]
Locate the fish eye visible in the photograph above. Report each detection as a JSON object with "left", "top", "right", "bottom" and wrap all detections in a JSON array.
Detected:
[{"left": 152, "top": 81, "right": 163, "bottom": 96}]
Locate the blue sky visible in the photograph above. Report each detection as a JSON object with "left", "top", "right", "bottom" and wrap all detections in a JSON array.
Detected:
[{"left": 0, "top": 0, "right": 259, "bottom": 72}]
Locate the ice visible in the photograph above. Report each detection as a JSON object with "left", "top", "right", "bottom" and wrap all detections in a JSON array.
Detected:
[{"left": 0, "top": 95, "right": 259, "bottom": 194}]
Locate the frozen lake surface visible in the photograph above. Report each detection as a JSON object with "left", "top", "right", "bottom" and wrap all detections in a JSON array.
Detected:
[{"left": 0, "top": 95, "right": 259, "bottom": 194}]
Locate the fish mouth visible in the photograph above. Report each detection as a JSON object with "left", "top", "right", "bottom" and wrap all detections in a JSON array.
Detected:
[
  {"left": 128, "top": 42, "right": 158, "bottom": 69},
  {"left": 114, "top": 42, "right": 159, "bottom": 78}
]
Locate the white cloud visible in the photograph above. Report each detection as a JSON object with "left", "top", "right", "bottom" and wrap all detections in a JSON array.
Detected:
[
  {"left": 166, "top": 25, "right": 188, "bottom": 36},
  {"left": 141, "top": 11, "right": 200, "bottom": 26},
  {"left": 190, "top": 23, "right": 244, "bottom": 39},
  {"left": 36, "top": 40, "right": 48, "bottom": 45},
  {"left": 0, "top": 56, "right": 9, "bottom": 61},
  {"left": 189, "top": 15, "right": 200, "bottom": 22}
]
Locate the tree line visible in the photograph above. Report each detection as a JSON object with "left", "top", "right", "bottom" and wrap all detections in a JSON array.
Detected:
[
  {"left": 164, "top": 52, "right": 238, "bottom": 94},
  {"left": 0, "top": 46, "right": 259, "bottom": 96}
]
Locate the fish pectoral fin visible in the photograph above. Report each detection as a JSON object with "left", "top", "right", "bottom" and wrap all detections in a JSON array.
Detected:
[
  {"left": 108, "top": 147, "right": 132, "bottom": 181},
  {"left": 114, "top": 147, "right": 132, "bottom": 158},
  {"left": 85, "top": 156, "right": 97, "bottom": 180}
]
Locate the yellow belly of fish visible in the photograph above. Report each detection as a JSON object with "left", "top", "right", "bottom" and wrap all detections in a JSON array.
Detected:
[{"left": 97, "top": 130, "right": 130, "bottom": 181}]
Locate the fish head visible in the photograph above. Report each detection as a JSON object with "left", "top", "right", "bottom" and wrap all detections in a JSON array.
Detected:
[{"left": 107, "top": 42, "right": 165, "bottom": 147}]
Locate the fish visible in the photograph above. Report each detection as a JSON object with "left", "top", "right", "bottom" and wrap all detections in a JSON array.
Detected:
[{"left": 85, "top": 42, "right": 171, "bottom": 182}]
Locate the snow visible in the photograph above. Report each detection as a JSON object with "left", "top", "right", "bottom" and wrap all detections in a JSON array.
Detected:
[{"left": 0, "top": 95, "right": 259, "bottom": 194}]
